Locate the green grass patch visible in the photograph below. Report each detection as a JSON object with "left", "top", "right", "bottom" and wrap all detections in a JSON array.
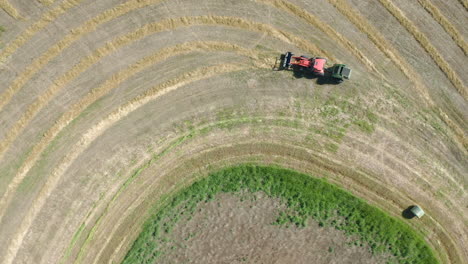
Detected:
[
  {"left": 353, "top": 120, "right": 375, "bottom": 133},
  {"left": 122, "top": 165, "right": 437, "bottom": 264}
]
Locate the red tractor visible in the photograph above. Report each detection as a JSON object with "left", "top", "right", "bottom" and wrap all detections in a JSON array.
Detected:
[{"left": 281, "top": 52, "right": 327, "bottom": 76}]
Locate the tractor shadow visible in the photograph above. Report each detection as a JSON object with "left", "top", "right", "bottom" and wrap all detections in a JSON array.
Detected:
[
  {"left": 292, "top": 70, "right": 317, "bottom": 80},
  {"left": 292, "top": 71, "right": 341, "bottom": 85},
  {"left": 402, "top": 206, "right": 416, "bottom": 219}
]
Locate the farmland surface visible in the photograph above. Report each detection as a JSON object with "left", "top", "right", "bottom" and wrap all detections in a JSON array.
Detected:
[{"left": 0, "top": 0, "right": 466, "bottom": 263}]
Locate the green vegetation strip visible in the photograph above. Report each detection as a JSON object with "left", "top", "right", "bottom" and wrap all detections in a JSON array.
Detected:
[{"left": 123, "top": 165, "right": 437, "bottom": 264}]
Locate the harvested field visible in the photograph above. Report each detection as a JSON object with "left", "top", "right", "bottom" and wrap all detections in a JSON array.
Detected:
[
  {"left": 124, "top": 165, "right": 436, "bottom": 264},
  {"left": 0, "top": 0, "right": 466, "bottom": 264}
]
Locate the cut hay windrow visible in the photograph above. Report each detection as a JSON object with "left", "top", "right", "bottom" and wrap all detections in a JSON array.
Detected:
[
  {"left": 459, "top": 0, "right": 468, "bottom": 10},
  {"left": 257, "top": 0, "right": 385, "bottom": 79},
  {"left": 327, "top": 0, "right": 430, "bottom": 99},
  {"left": 0, "top": 15, "right": 326, "bottom": 161},
  {"left": 37, "top": 0, "right": 55, "bottom": 5},
  {"left": 1, "top": 63, "right": 247, "bottom": 264},
  {"left": 0, "top": 0, "right": 21, "bottom": 19},
  {"left": 0, "top": 0, "right": 167, "bottom": 112},
  {"left": 0, "top": 0, "right": 85, "bottom": 62},
  {"left": 327, "top": 0, "right": 468, "bottom": 153},
  {"left": 418, "top": 0, "right": 468, "bottom": 55},
  {"left": 0, "top": 40, "right": 269, "bottom": 225},
  {"left": 378, "top": 0, "right": 467, "bottom": 99}
]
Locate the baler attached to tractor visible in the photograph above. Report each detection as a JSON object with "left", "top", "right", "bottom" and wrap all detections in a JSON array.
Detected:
[{"left": 279, "top": 51, "right": 351, "bottom": 83}]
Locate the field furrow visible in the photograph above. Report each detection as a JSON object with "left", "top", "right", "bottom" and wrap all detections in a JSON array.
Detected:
[
  {"left": 379, "top": 0, "right": 467, "bottom": 99},
  {"left": 0, "top": 1, "right": 466, "bottom": 263},
  {"left": 2, "top": 63, "right": 246, "bottom": 264},
  {"left": 0, "top": 15, "right": 329, "bottom": 162},
  {"left": 0, "top": 41, "right": 268, "bottom": 223},
  {"left": 418, "top": 0, "right": 468, "bottom": 55},
  {"left": 0, "top": 0, "right": 85, "bottom": 62}
]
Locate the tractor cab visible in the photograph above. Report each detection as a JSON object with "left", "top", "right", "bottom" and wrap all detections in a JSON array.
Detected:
[
  {"left": 311, "top": 57, "right": 326, "bottom": 76},
  {"left": 288, "top": 54, "right": 327, "bottom": 76}
]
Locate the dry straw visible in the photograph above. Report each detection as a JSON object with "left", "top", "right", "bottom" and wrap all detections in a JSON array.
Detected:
[
  {"left": 0, "top": 0, "right": 85, "bottom": 61},
  {"left": 0, "top": 41, "right": 267, "bottom": 226},
  {"left": 0, "top": 15, "right": 323, "bottom": 160},
  {"left": 379, "top": 0, "right": 467, "bottom": 99},
  {"left": 0, "top": 0, "right": 21, "bottom": 19},
  {"left": 0, "top": 0, "right": 167, "bottom": 111},
  {"left": 418, "top": 0, "right": 468, "bottom": 55},
  {"left": 328, "top": 0, "right": 467, "bottom": 151},
  {"left": 1, "top": 63, "right": 246, "bottom": 264},
  {"left": 258, "top": 0, "right": 384, "bottom": 78}
]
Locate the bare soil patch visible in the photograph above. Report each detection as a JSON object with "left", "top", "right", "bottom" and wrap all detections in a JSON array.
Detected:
[{"left": 160, "top": 192, "right": 391, "bottom": 264}]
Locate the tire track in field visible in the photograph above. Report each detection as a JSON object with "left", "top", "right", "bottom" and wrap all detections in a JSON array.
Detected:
[
  {"left": 378, "top": 0, "right": 467, "bottom": 99},
  {"left": 2, "top": 64, "right": 247, "bottom": 264},
  {"left": 0, "top": 0, "right": 167, "bottom": 112},
  {"left": 327, "top": 0, "right": 430, "bottom": 99},
  {"left": 0, "top": 0, "right": 85, "bottom": 63},
  {"left": 418, "top": 0, "right": 468, "bottom": 55},
  {"left": 0, "top": 0, "right": 21, "bottom": 19},
  {"left": 327, "top": 1, "right": 467, "bottom": 260},
  {"left": 256, "top": 0, "right": 386, "bottom": 79},
  {"left": 0, "top": 15, "right": 328, "bottom": 161},
  {"left": 0, "top": 40, "right": 270, "bottom": 223},
  {"left": 327, "top": 0, "right": 467, "bottom": 155},
  {"left": 88, "top": 127, "right": 459, "bottom": 263}
]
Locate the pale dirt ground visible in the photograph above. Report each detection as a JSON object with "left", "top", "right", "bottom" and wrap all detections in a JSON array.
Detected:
[
  {"left": 0, "top": 0, "right": 466, "bottom": 264},
  {"left": 160, "top": 192, "right": 392, "bottom": 264}
]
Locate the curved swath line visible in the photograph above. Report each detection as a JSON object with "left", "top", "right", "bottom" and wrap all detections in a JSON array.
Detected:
[
  {"left": 0, "top": 0, "right": 21, "bottom": 19},
  {"left": 458, "top": 0, "right": 468, "bottom": 11},
  {"left": 2, "top": 64, "right": 247, "bottom": 264},
  {"left": 0, "top": 0, "right": 86, "bottom": 62},
  {"left": 378, "top": 0, "right": 467, "bottom": 99},
  {"left": 0, "top": 40, "right": 267, "bottom": 223},
  {"left": 327, "top": 0, "right": 431, "bottom": 100},
  {"left": 0, "top": 0, "right": 167, "bottom": 112},
  {"left": 90, "top": 122, "right": 460, "bottom": 264},
  {"left": 327, "top": 0, "right": 467, "bottom": 153},
  {"left": 256, "top": 0, "right": 386, "bottom": 80},
  {"left": 418, "top": 0, "right": 468, "bottom": 55},
  {"left": 37, "top": 0, "right": 55, "bottom": 5},
  {"left": 0, "top": 15, "right": 329, "bottom": 161},
  {"left": 89, "top": 127, "right": 461, "bottom": 263}
]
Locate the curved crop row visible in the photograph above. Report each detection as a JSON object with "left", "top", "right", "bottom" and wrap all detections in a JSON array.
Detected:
[
  {"left": 0, "top": 0, "right": 85, "bottom": 62},
  {"left": 124, "top": 164, "right": 438, "bottom": 264},
  {"left": 1, "top": 64, "right": 246, "bottom": 264},
  {"left": 0, "top": 0, "right": 167, "bottom": 112},
  {"left": 0, "top": 15, "right": 325, "bottom": 161},
  {"left": 327, "top": 0, "right": 467, "bottom": 154},
  {"left": 0, "top": 41, "right": 269, "bottom": 223},
  {"left": 378, "top": 0, "right": 467, "bottom": 99},
  {"left": 257, "top": 0, "right": 384, "bottom": 79},
  {"left": 0, "top": 0, "right": 21, "bottom": 19},
  {"left": 418, "top": 0, "right": 468, "bottom": 55}
]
